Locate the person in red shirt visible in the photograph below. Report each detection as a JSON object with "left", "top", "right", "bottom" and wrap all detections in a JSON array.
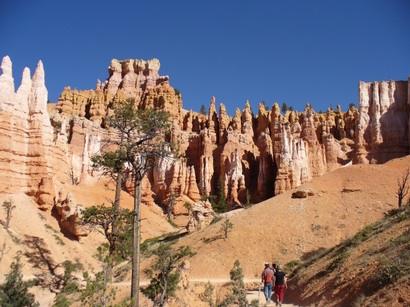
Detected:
[{"left": 261, "top": 262, "right": 275, "bottom": 304}]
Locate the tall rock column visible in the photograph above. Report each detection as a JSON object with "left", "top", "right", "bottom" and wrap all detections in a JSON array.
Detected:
[{"left": 355, "top": 80, "right": 409, "bottom": 163}]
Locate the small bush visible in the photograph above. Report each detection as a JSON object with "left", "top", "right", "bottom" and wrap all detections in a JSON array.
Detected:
[
  {"left": 200, "top": 282, "right": 215, "bottom": 306},
  {"left": 284, "top": 260, "right": 300, "bottom": 274},
  {"left": 221, "top": 218, "right": 233, "bottom": 240},
  {"left": 365, "top": 263, "right": 402, "bottom": 295},
  {"left": 53, "top": 234, "right": 65, "bottom": 246}
]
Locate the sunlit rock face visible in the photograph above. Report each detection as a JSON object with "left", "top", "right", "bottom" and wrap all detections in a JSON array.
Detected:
[
  {"left": 355, "top": 80, "right": 410, "bottom": 164},
  {"left": 52, "top": 57, "right": 362, "bottom": 209},
  {"left": 0, "top": 56, "right": 68, "bottom": 209},
  {"left": 1, "top": 55, "right": 409, "bottom": 220}
]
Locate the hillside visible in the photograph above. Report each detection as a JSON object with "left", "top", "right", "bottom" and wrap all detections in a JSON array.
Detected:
[
  {"left": 166, "top": 156, "right": 410, "bottom": 279},
  {"left": 0, "top": 179, "right": 174, "bottom": 306},
  {"left": 287, "top": 205, "right": 410, "bottom": 306}
]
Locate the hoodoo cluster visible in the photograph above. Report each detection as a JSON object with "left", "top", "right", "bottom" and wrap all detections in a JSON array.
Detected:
[{"left": 1, "top": 55, "right": 409, "bottom": 234}]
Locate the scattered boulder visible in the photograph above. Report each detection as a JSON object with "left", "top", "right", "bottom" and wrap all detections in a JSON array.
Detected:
[{"left": 292, "top": 189, "right": 315, "bottom": 199}]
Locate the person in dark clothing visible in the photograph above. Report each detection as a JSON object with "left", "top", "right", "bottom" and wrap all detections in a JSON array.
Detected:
[
  {"left": 274, "top": 265, "right": 287, "bottom": 306},
  {"left": 261, "top": 262, "right": 275, "bottom": 304}
]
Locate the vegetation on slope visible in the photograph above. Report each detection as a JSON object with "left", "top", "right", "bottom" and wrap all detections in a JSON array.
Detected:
[{"left": 287, "top": 206, "right": 410, "bottom": 306}]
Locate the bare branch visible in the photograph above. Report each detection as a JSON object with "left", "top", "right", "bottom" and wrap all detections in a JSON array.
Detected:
[{"left": 396, "top": 168, "right": 410, "bottom": 208}]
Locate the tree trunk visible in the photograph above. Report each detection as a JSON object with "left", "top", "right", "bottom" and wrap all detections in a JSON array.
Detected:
[
  {"left": 107, "top": 171, "right": 123, "bottom": 282},
  {"left": 111, "top": 171, "right": 123, "bottom": 252},
  {"left": 131, "top": 177, "right": 142, "bottom": 307}
]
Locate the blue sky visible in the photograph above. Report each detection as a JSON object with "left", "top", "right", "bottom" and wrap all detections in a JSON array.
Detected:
[{"left": 1, "top": 0, "right": 410, "bottom": 114}]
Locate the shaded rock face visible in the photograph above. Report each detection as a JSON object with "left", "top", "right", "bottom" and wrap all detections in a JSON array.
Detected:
[{"left": 2, "top": 55, "right": 410, "bottom": 221}]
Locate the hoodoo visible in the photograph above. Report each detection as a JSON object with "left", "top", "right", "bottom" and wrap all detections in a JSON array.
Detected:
[{"left": 1, "top": 56, "right": 410, "bottom": 218}]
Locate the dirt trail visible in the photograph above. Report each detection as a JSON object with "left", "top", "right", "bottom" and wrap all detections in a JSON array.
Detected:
[
  {"left": 246, "top": 290, "right": 299, "bottom": 306},
  {"left": 113, "top": 278, "right": 300, "bottom": 306}
]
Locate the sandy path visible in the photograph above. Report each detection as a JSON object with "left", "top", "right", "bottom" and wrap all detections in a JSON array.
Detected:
[{"left": 113, "top": 278, "right": 300, "bottom": 306}]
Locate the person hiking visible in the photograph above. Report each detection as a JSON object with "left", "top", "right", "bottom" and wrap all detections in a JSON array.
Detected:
[
  {"left": 274, "top": 264, "right": 287, "bottom": 306},
  {"left": 261, "top": 262, "right": 275, "bottom": 304}
]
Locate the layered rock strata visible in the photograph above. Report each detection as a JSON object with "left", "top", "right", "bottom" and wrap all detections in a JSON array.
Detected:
[{"left": 0, "top": 56, "right": 67, "bottom": 207}]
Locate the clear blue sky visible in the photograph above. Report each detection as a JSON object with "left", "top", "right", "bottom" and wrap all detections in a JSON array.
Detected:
[{"left": 1, "top": 0, "right": 410, "bottom": 114}]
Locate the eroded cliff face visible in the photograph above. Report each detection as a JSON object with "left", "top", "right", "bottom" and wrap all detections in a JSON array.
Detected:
[
  {"left": 355, "top": 80, "right": 410, "bottom": 163},
  {"left": 51, "top": 58, "right": 364, "bottom": 211},
  {"left": 1, "top": 55, "right": 409, "bottom": 229},
  {"left": 0, "top": 56, "right": 68, "bottom": 208}
]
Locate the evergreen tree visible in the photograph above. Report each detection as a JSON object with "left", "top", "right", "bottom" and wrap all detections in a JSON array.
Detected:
[
  {"left": 142, "top": 245, "right": 195, "bottom": 307},
  {"left": 0, "top": 258, "right": 39, "bottom": 307},
  {"left": 220, "top": 260, "right": 248, "bottom": 307},
  {"left": 105, "top": 101, "right": 172, "bottom": 307},
  {"left": 2, "top": 199, "right": 15, "bottom": 230},
  {"left": 210, "top": 178, "right": 227, "bottom": 213},
  {"left": 229, "top": 260, "right": 247, "bottom": 306}
]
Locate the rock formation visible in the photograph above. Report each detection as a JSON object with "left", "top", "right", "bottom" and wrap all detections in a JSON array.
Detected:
[
  {"left": 0, "top": 56, "right": 68, "bottom": 204},
  {"left": 49, "top": 58, "right": 410, "bottom": 210},
  {"left": 1, "top": 54, "right": 410, "bottom": 230},
  {"left": 355, "top": 80, "right": 409, "bottom": 163},
  {"left": 186, "top": 200, "right": 215, "bottom": 232},
  {"left": 52, "top": 191, "right": 86, "bottom": 239}
]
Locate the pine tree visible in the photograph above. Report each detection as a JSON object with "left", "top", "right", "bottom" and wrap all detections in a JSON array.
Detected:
[
  {"left": 0, "top": 258, "right": 39, "bottom": 307},
  {"left": 220, "top": 260, "right": 248, "bottom": 307},
  {"left": 105, "top": 101, "right": 173, "bottom": 307},
  {"left": 142, "top": 245, "right": 195, "bottom": 307},
  {"left": 230, "top": 260, "right": 247, "bottom": 306}
]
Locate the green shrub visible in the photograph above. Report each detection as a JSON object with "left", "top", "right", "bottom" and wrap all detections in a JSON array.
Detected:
[{"left": 0, "top": 257, "right": 39, "bottom": 307}]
